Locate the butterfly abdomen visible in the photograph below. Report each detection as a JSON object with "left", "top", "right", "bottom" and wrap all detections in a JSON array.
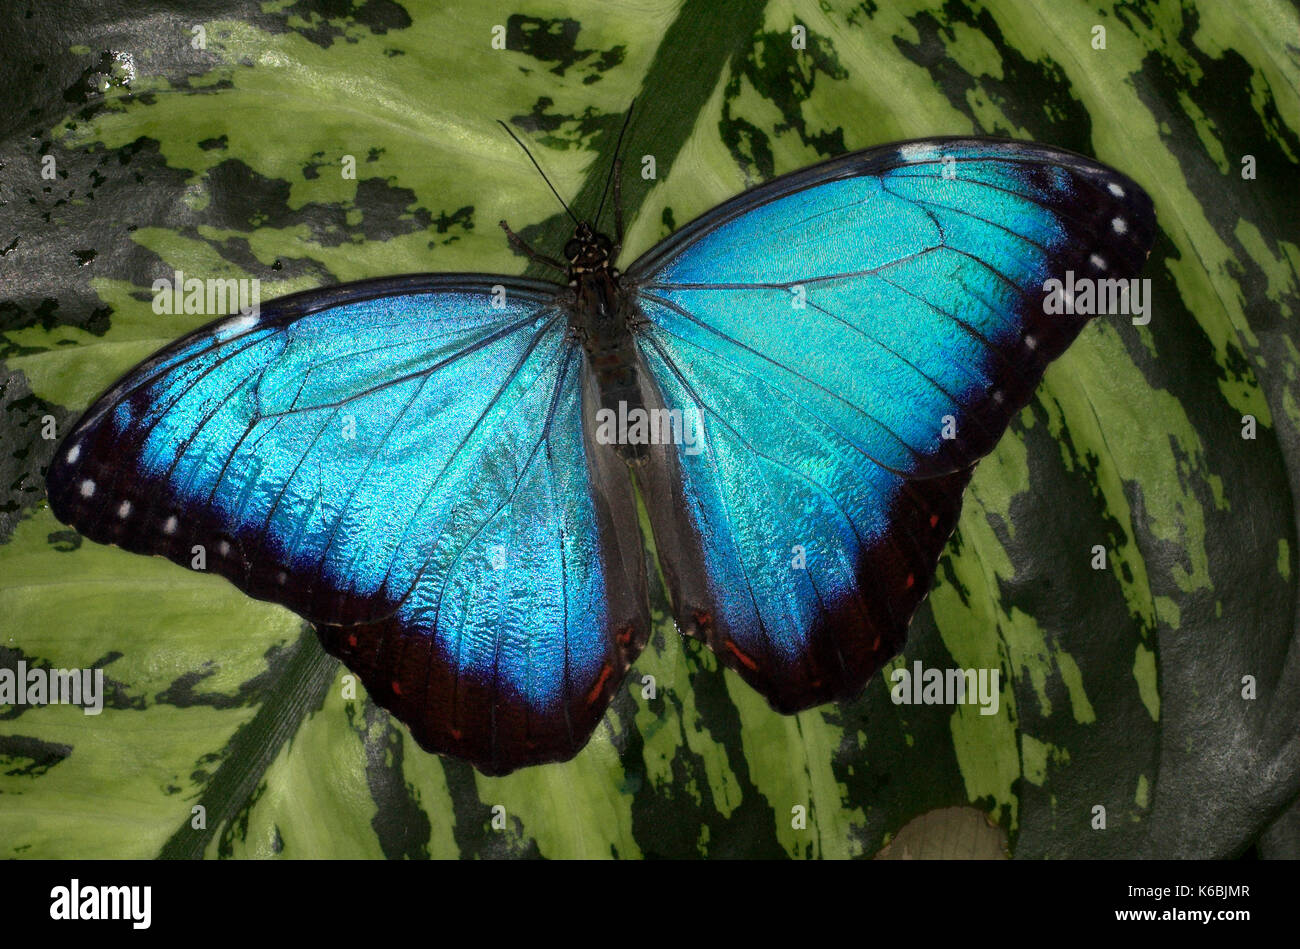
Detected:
[{"left": 571, "top": 267, "right": 649, "bottom": 463}]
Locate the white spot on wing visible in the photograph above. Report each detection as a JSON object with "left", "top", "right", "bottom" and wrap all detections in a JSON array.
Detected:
[
  {"left": 898, "top": 143, "right": 939, "bottom": 164},
  {"left": 1108, "top": 182, "right": 1125, "bottom": 197},
  {"left": 66, "top": 443, "right": 80, "bottom": 464},
  {"left": 118, "top": 500, "right": 131, "bottom": 518},
  {"left": 1112, "top": 216, "right": 1127, "bottom": 234},
  {"left": 164, "top": 516, "right": 178, "bottom": 534},
  {"left": 224, "top": 313, "right": 257, "bottom": 333},
  {"left": 1090, "top": 254, "right": 1107, "bottom": 270},
  {"left": 214, "top": 312, "right": 259, "bottom": 342},
  {"left": 80, "top": 479, "right": 95, "bottom": 498}
]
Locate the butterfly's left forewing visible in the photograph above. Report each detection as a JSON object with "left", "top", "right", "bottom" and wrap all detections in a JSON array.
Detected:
[
  {"left": 47, "top": 275, "right": 649, "bottom": 774},
  {"left": 626, "top": 138, "right": 1156, "bottom": 711}
]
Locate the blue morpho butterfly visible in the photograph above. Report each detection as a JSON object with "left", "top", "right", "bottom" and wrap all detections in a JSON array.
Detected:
[{"left": 46, "top": 113, "right": 1155, "bottom": 775}]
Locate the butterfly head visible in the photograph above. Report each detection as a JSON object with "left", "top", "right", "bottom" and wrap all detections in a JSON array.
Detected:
[{"left": 565, "top": 222, "right": 614, "bottom": 276}]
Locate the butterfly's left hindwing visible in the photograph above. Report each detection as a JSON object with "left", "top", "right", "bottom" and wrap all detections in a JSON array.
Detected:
[
  {"left": 47, "top": 275, "right": 649, "bottom": 775},
  {"left": 627, "top": 138, "right": 1156, "bottom": 711}
]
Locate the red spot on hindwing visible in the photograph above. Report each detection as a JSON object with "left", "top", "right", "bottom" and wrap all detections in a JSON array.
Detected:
[
  {"left": 586, "top": 663, "right": 613, "bottom": 705},
  {"left": 724, "top": 639, "right": 759, "bottom": 671}
]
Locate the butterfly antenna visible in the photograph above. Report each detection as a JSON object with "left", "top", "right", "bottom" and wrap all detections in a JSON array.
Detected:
[
  {"left": 498, "top": 120, "right": 579, "bottom": 226},
  {"left": 594, "top": 101, "right": 635, "bottom": 229}
]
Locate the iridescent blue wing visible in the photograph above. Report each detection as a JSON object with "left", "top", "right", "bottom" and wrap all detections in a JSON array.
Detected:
[
  {"left": 46, "top": 275, "right": 648, "bottom": 774},
  {"left": 626, "top": 138, "right": 1156, "bottom": 711}
]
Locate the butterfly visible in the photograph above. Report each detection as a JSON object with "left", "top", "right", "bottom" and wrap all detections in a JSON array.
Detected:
[{"left": 46, "top": 129, "right": 1156, "bottom": 775}]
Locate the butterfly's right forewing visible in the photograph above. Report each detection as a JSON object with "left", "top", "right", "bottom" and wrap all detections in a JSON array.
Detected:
[{"left": 626, "top": 138, "right": 1156, "bottom": 712}]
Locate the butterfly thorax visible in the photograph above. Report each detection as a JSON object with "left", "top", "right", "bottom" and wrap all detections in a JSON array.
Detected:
[{"left": 565, "top": 222, "right": 646, "bottom": 463}]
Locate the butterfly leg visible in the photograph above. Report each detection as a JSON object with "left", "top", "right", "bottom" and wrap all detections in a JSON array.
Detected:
[
  {"left": 499, "top": 220, "right": 567, "bottom": 273},
  {"left": 612, "top": 158, "right": 625, "bottom": 256}
]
